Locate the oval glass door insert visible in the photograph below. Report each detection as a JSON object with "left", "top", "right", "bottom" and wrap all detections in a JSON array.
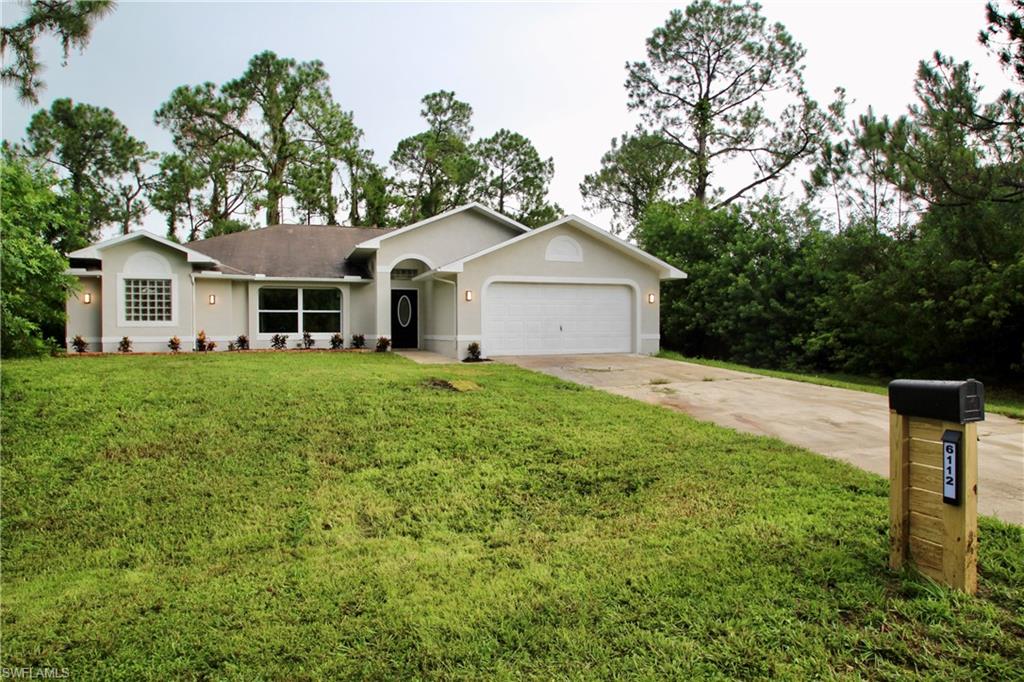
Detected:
[{"left": 397, "top": 295, "right": 413, "bottom": 327}]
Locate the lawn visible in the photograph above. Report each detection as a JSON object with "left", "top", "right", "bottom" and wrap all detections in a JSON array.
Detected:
[
  {"left": 657, "top": 350, "right": 1024, "bottom": 420},
  {"left": 2, "top": 352, "right": 1022, "bottom": 679}
]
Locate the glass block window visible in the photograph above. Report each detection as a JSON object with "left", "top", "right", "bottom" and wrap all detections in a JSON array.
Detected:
[
  {"left": 391, "top": 268, "right": 418, "bottom": 280},
  {"left": 124, "top": 278, "right": 172, "bottom": 322}
]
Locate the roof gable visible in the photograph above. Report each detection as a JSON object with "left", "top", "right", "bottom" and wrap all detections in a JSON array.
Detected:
[
  {"left": 353, "top": 203, "right": 528, "bottom": 251},
  {"left": 435, "top": 215, "right": 687, "bottom": 280},
  {"left": 68, "top": 231, "right": 221, "bottom": 265}
]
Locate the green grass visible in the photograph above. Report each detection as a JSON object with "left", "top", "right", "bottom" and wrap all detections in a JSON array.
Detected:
[
  {"left": 2, "top": 352, "right": 1022, "bottom": 679},
  {"left": 658, "top": 350, "right": 1024, "bottom": 420}
]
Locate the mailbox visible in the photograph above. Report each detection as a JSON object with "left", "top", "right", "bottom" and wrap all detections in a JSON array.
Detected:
[
  {"left": 887, "top": 378, "right": 984, "bottom": 594},
  {"left": 888, "top": 379, "right": 985, "bottom": 424}
]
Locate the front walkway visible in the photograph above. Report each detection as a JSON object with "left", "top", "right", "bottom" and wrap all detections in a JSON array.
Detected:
[
  {"left": 497, "top": 354, "right": 1024, "bottom": 525},
  {"left": 394, "top": 349, "right": 459, "bottom": 365}
]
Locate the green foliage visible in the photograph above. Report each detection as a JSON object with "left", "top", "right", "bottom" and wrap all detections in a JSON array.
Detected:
[
  {"left": 391, "top": 91, "right": 479, "bottom": 222},
  {"left": 580, "top": 132, "right": 688, "bottom": 235},
  {"left": 626, "top": 1, "right": 835, "bottom": 206},
  {"left": 0, "top": 0, "right": 114, "bottom": 103},
  {"left": 473, "top": 128, "right": 560, "bottom": 226},
  {"left": 392, "top": 91, "right": 560, "bottom": 224},
  {"left": 155, "top": 51, "right": 366, "bottom": 227},
  {"left": 0, "top": 156, "right": 76, "bottom": 357},
  {"left": 2, "top": 353, "right": 1022, "bottom": 676},
  {"left": 21, "top": 98, "right": 155, "bottom": 237},
  {"left": 980, "top": 0, "right": 1024, "bottom": 83}
]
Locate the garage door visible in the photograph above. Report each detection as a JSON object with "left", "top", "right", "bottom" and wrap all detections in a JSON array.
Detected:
[{"left": 482, "top": 282, "right": 633, "bottom": 355}]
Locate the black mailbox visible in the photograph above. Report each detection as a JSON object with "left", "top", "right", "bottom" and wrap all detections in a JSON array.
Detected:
[{"left": 887, "top": 379, "right": 985, "bottom": 423}]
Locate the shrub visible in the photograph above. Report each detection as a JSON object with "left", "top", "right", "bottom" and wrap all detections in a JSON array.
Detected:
[
  {"left": 118, "top": 336, "right": 132, "bottom": 353},
  {"left": 375, "top": 336, "right": 391, "bottom": 352},
  {"left": 330, "top": 333, "right": 344, "bottom": 350},
  {"left": 227, "top": 342, "right": 236, "bottom": 352},
  {"left": 168, "top": 336, "right": 181, "bottom": 353},
  {"left": 351, "top": 334, "right": 366, "bottom": 349},
  {"left": 302, "top": 331, "right": 315, "bottom": 349},
  {"left": 235, "top": 334, "right": 249, "bottom": 350},
  {"left": 271, "top": 334, "right": 288, "bottom": 350},
  {"left": 71, "top": 335, "right": 88, "bottom": 353},
  {"left": 466, "top": 342, "right": 482, "bottom": 361},
  {"left": 207, "top": 341, "right": 217, "bottom": 352},
  {"left": 196, "top": 330, "right": 211, "bottom": 352}
]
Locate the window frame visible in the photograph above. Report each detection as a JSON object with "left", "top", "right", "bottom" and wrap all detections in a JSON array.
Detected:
[
  {"left": 117, "top": 273, "right": 178, "bottom": 327},
  {"left": 256, "top": 286, "right": 343, "bottom": 338}
]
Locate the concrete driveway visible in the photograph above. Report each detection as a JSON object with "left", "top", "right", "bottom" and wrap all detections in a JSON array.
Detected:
[{"left": 498, "top": 354, "right": 1024, "bottom": 525}]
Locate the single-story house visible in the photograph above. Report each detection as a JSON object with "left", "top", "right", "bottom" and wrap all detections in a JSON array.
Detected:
[{"left": 65, "top": 203, "right": 686, "bottom": 359}]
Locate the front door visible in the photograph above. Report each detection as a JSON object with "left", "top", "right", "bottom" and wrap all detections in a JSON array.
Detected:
[{"left": 391, "top": 289, "right": 418, "bottom": 349}]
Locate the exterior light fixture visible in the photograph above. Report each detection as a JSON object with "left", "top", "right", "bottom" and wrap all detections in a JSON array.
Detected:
[
  {"left": 208, "top": 294, "right": 217, "bottom": 305},
  {"left": 465, "top": 290, "right": 473, "bottom": 302},
  {"left": 83, "top": 292, "right": 92, "bottom": 304},
  {"left": 648, "top": 293, "right": 656, "bottom": 304}
]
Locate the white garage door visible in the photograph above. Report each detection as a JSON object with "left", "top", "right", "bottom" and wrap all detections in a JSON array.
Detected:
[{"left": 483, "top": 282, "right": 633, "bottom": 355}]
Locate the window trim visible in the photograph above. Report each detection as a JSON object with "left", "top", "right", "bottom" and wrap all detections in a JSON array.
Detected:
[
  {"left": 117, "top": 273, "right": 178, "bottom": 327},
  {"left": 256, "top": 286, "right": 342, "bottom": 338}
]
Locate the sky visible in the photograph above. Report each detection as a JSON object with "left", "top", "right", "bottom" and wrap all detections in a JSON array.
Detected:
[{"left": 1, "top": 0, "right": 1017, "bottom": 237}]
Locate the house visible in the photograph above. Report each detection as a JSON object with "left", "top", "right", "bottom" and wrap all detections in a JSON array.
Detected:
[{"left": 65, "top": 203, "right": 686, "bottom": 358}]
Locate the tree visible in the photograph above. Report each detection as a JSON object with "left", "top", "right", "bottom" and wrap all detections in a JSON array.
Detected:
[
  {"left": 884, "top": 53, "right": 1023, "bottom": 215},
  {"left": 980, "top": 0, "right": 1024, "bottom": 82},
  {"left": 625, "top": 1, "right": 832, "bottom": 207},
  {"left": 473, "top": 128, "right": 559, "bottom": 226},
  {"left": 580, "top": 132, "right": 687, "bottom": 235},
  {"left": 391, "top": 91, "right": 480, "bottom": 222},
  {"left": 21, "top": 98, "right": 154, "bottom": 238},
  {"left": 0, "top": 154, "right": 78, "bottom": 356},
  {"left": 1, "top": 0, "right": 114, "bottom": 104},
  {"left": 156, "top": 51, "right": 360, "bottom": 226},
  {"left": 805, "top": 108, "right": 916, "bottom": 231}
]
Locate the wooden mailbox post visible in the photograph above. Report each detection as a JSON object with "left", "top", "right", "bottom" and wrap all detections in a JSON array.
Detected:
[{"left": 888, "top": 379, "right": 984, "bottom": 594}]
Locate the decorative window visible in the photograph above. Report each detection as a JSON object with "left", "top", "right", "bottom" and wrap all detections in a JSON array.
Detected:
[
  {"left": 545, "top": 235, "right": 583, "bottom": 262},
  {"left": 124, "top": 279, "right": 172, "bottom": 322},
  {"left": 258, "top": 287, "right": 341, "bottom": 334},
  {"left": 391, "top": 268, "right": 418, "bottom": 280}
]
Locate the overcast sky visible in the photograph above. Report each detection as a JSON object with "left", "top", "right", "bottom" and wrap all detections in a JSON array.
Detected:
[{"left": 2, "top": 0, "right": 1016, "bottom": 236}]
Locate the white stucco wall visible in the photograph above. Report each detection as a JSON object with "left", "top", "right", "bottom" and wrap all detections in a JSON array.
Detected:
[
  {"left": 453, "top": 224, "right": 663, "bottom": 358},
  {"left": 65, "top": 276, "right": 102, "bottom": 350}
]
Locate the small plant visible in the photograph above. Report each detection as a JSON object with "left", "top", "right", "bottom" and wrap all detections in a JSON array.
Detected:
[
  {"left": 118, "top": 336, "right": 132, "bottom": 353},
  {"left": 196, "top": 330, "right": 211, "bottom": 352},
  {"left": 302, "top": 331, "right": 315, "bottom": 349},
  {"left": 466, "top": 342, "right": 482, "bottom": 361},
  {"left": 71, "top": 335, "right": 88, "bottom": 353},
  {"left": 227, "top": 342, "right": 236, "bottom": 351},
  {"left": 351, "top": 333, "right": 366, "bottom": 349},
  {"left": 375, "top": 336, "right": 391, "bottom": 352},
  {"left": 330, "top": 333, "right": 344, "bottom": 350},
  {"left": 271, "top": 334, "right": 288, "bottom": 350},
  {"left": 207, "top": 341, "right": 217, "bottom": 352},
  {"left": 168, "top": 336, "right": 181, "bottom": 353},
  {"left": 235, "top": 334, "right": 249, "bottom": 350}
]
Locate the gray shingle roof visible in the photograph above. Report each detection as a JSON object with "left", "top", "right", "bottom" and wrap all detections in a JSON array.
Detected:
[{"left": 188, "top": 225, "right": 393, "bottom": 278}]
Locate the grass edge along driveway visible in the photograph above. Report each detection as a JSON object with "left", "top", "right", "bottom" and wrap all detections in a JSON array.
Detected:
[{"left": 2, "top": 352, "right": 1022, "bottom": 679}]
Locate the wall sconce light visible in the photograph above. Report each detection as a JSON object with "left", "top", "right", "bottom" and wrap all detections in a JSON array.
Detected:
[
  {"left": 648, "top": 293, "right": 656, "bottom": 304},
  {"left": 465, "top": 290, "right": 473, "bottom": 302},
  {"left": 208, "top": 294, "right": 217, "bottom": 305},
  {"left": 83, "top": 292, "right": 92, "bottom": 304}
]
